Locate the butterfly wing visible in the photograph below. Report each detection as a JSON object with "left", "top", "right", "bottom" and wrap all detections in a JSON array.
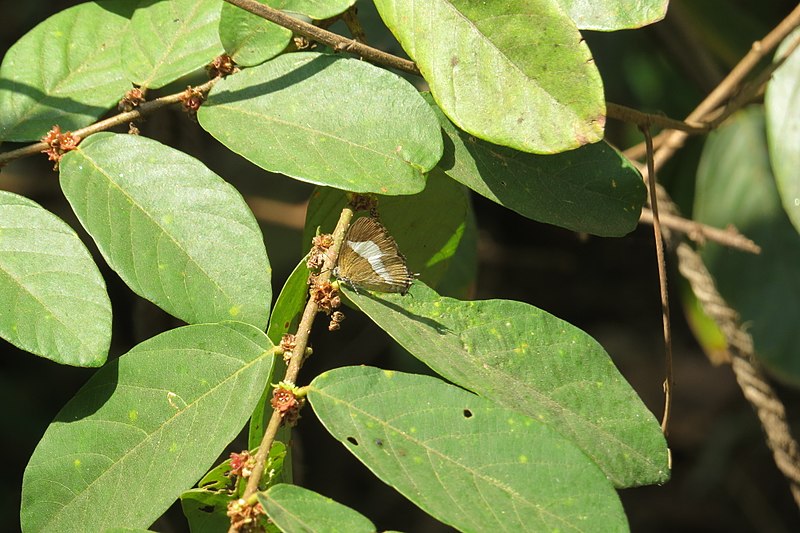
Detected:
[{"left": 337, "top": 217, "right": 414, "bottom": 294}]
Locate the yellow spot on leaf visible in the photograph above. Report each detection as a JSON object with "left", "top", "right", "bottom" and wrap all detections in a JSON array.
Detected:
[
  {"left": 73, "top": 459, "right": 81, "bottom": 468},
  {"left": 518, "top": 455, "right": 528, "bottom": 464},
  {"left": 382, "top": 370, "right": 395, "bottom": 378},
  {"left": 228, "top": 305, "right": 241, "bottom": 317},
  {"left": 128, "top": 410, "right": 139, "bottom": 422}
]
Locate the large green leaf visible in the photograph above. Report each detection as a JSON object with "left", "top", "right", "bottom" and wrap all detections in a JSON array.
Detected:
[
  {"left": 374, "top": 0, "right": 605, "bottom": 154},
  {"left": 219, "top": 1, "right": 292, "bottom": 67},
  {"left": 20, "top": 322, "right": 275, "bottom": 532},
  {"left": 431, "top": 95, "right": 646, "bottom": 237},
  {"left": 304, "top": 171, "right": 468, "bottom": 290},
  {"left": 122, "top": 0, "right": 224, "bottom": 89},
  {"left": 309, "top": 366, "right": 628, "bottom": 532},
  {"left": 0, "top": 1, "right": 133, "bottom": 141},
  {"left": 344, "top": 282, "right": 668, "bottom": 488},
  {"left": 198, "top": 52, "right": 443, "bottom": 195},
  {"left": 765, "top": 28, "right": 800, "bottom": 235},
  {"left": 59, "top": 132, "right": 271, "bottom": 329},
  {"left": 0, "top": 191, "right": 111, "bottom": 367},
  {"left": 695, "top": 107, "right": 800, "bottom": 385},
  {"left": 259, "top": 484, "right": 376, "bottom": 533},
  {"left": 555, "top": 0, "right": 667, "bottom": 30}
]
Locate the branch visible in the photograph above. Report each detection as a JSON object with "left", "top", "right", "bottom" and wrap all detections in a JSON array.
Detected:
[
  {"left": 233, "top": 206, "right": 355, "bottom": 529},
  {"left": 606, "top": 103, "right": 708, "bottom": 134},
  {"left": 639, "top": 208, "right": 761, "bottom": 254},
  {"left": 0, "top": 79, "right": 218, "bottom": 167},
  {"left": 222, "top": 0, "right": 419, "bottom": 75}
]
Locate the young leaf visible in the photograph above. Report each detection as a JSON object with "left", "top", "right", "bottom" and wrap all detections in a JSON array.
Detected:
[
  {"left": 765, "top": 28, "right": 800, "bottom": 235},
  {"left": 309, "top": 366, "right": 628, "bottom": 532},
  {"left": 695, "top": 107, "right": 800, "bottom": 385},
  {"left": 373, "top": 0, "right": 605, "bottom": 154},
  {"left": 121, "top": 0, "right": 224, "bottom": 89},
  {"left": 20, "top": 322, "right": 276, "bottom": 532},
  {"left": 59, "top": 132, "right": 272, "bottom": 329},
  {"left": 343, "top": 282, "right": 669, "bottom": 488},
  {"left": 304, "top": 171, "right": 469, "bottom": 289},
  {"left": 198, "top": 52, "right": 443, "bottom": 195},
  {"left": 219, "top": 1, "right": 292, "bottom": 67},
  {"left": 0, "top": 191, "right": 111, "bottom": 366},
  {"left": 556, "top": 0, "right": 667, "bottom": 31},
  {"left": 0, "top": 0, "right": 133, "bottom": 141},
  {"left": 431, "top": 94, "right": 646, "bottom": 237}
]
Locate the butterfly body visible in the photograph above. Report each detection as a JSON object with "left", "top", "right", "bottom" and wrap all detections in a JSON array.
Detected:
[{"left": 335, "top": 216, "right": 414, "bottom": 295}]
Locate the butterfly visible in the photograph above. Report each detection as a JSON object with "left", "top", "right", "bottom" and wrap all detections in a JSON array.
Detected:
[{"left": 334, "top": 216, "right": 414, "bottom": 295}]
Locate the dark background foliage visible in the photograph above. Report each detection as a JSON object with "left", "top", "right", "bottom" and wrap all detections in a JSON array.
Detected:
[{"left": 2, "top": 1, "right": 799, "bottom": 531}]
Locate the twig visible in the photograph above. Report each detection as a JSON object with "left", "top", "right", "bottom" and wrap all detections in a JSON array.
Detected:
[
  {"left": 341, "top": 6, "right": 367, "bottom": 44},
  {"left": 0, "top": 79, "right": 218, "bottom": 167},
  {"left": 676, "top": 243, "right": 800, "bottom": 507},
  {"left": 232, "top": 206, "right": 355, "bottom": 530},
  {"left": 639, "top": 208, "right": 761, "bottom": 254},
  {"left": 651, "top": 4, "right": 800, "bottom": 170},
  {"left": 640, "top": 126, "right": 673, "bottom": 436},
  {"left": 221, "top": 0, "right": 419, "bottom": 75},
  {"left": 607, "top": 103, "right": 708, "bottom": 134}
]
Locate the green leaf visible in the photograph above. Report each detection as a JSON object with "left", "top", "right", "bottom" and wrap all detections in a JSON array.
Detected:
[
  {"left": 0, "top": 192, "right": 111, "bottom": 365},
  {"left": 555, "top": 0, "right": 667, "bottom": 31},
  {"left": 249, "top": 256, "right": 309, "bottom": 450},
  {"left": 219, "top": 1, "right": 292, "bottom": 67},
  {"left": 695, "top": 107, "right": 800, "bottom": 385},
  {"left": 344, "top": 282, "right": 669, "bottom": 488},
  {"left": 0, "top": 1, "right": 133, "bottom": 141},
  {"left": 0, "top": 191, "right": 111, "bottom": 367},
  {"left": 431, "top": 94, "right": 646, "bottom": 237},
  {"left": 273, "top": 0, "right": 357, "bottom": 19},
  {"left": 20, "top": 322, "right": 276, "bottom": 532},
  {"left": 198, "top": 52, "right": 443, "bottom": 195},
  {"left": 765, "top": 28, "right": 800, "bottom": 235},
  {"left": 121, "top": 0, "right": 224, "bottom": 89},
  {"left": 259, "top": 484, "right": 376, "bottom": 533},
  {"left": 374, "top": 0, "right": 605, "bottom": 154},
  {"left": 309, "top": 366, "right": 628, "bottom": 532},
  {"left": 59, "top": 132, "right": 271, "bottom": 329},
  {"left": 181, "top": 490, "right": 233, "bottom": 533},
  {"left": 304, "top": 171, "right": 468, "bottom": 289}
]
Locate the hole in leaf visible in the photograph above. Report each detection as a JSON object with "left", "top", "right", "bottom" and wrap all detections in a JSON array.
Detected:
[
  {"left": 374, "top": 438, "right": 384, "bottom": 447},
  {"left": 347, "top": 436, "right": 359, "bottom": 446},
  {"left": 463, "top": 409, "right": 473, "bottom": 418}
]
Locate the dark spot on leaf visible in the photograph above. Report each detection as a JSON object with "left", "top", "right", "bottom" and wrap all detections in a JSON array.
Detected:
[
  {"left": 463, "top": 409, "right": 473, "bottom": 418},
  {"left": 451, "top": 56, "right": 459, "bottom": 67},
  {"left": 517, "top": 116, "right": 524, "bottom": 124},
  {"left": 199, "top": 505, "right": 216, "bottom": 513},
  {"left": 347, "top": 436, "right": 359, "bottom": 446},
  {"left": 500, "top": 181, "right": 507, "bottom": 187},
  {"left": 374, "top": 438, "right": 384, "bottom": 447}
]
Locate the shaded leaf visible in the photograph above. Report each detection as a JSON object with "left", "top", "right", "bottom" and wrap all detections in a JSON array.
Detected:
[
  {"left": 695, "top": 107, "right": 800, "bottom": 385},
  {"left": 180, "top": 490, "right": 233, "bottom": 533},
  {"left": 0, "top": 0, "right": 132, "bottom": 141},
  {"left": 0, "top": 191, "right": 111, "bottom": 367},
  {"left": 374, "top": 0, "right": 605, "bottom": 153},
  {"left": 122, "top": 0, "right": 224, "bottom": 89},
  {"left": 344, "top": 281, "right": 669, "bottom": 488},
  {"left": 765, "top": 28, "right": 800, "bottom": 234},
  {"left": 219, "top": 1, "right": 292, "bottom": 67},
  {"left": 309, "top": 366, "right": 628, "bottom": 532},
  {"left": 59, "top": 133, "right": 271, "bottom": 329},
  {"left": 21, "top": 322, "right": 275, "bottom": 532},
  {"left": 198, "top": 52, "right": 442, "bottom": 195},
  {"left": 259, "top": 484, "right": 376, "bottom": 533},
  {"left": 304, "top": 171, "right": 469, "bottom": 290},
  {"left": 556, "top": 0, "right": 667, "bottom": 31},
  {"left": 431, "top": 94, "right": 646, "bottom": 237}
]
